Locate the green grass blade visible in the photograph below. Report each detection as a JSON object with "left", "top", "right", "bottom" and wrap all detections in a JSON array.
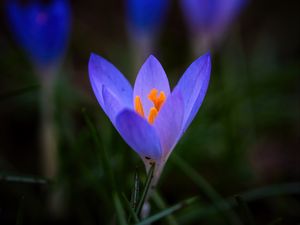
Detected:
[
  {"left": 82, "top": 108, "right": 116, "bottom": 190},
  {"left": 135, "top": 163, "right": 155, "bottom": 218},
  {"left": 241, "top": 182, "right": 300, "bottom": 200},
  {"left": 177, "top": 182, "right": 300, "bottom": 224},
  {"left": 235, "top": 195, "right": 256, "bottom": 225},
  {"left": 0, "top": 173, "right": 48, "bottom": 185},
  {"left": 152, "top": 191, "right": 178, "bottom": 225},
  {"left": 131, "top": 169, "right": 140, "bottom": 210},
  {"left": 113, "top": 193, "right": 129, "bottom": 225},
  {"left": 83, "top": 109, "right": 126, "bottom": 223},
  {"left": 0, "top": 84, "right": 39, "bottom": 102},
  {"left": 172, "top": 154, "right": 241, "bottom": 225},
  {"left": 122, "top": 193, "right": 140, "bottom": 223},
  {"left": 127, "top": 169, "right": 141, "bottom": 223},
  {"left": 136, "top": 196, "right": 198, "bottom": 225}
]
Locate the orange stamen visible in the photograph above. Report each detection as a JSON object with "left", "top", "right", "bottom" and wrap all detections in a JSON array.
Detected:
[
  {"left": 134, "top": 96, "right": 144, "bottom": 117},
  {"left": 134, "top": 88, "right": 166, "bottom": 124},
  {"left": 148, "top": 89, "right": 166, "bottom": 111},
  {"left": 148, "top": 107, "right": 158, "bottom": 124}
]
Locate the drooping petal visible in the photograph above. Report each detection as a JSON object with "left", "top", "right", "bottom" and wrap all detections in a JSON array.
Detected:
[
  {"left": 133, "top": 55, "right": 170, "bottom": 116},
  {"left": 102, "top": 85, "right": 126, "bottom": 126},
  {"left": 116, "top": 109, "right": 162, "bottom": 161},
  {"left": 153, "top": 91, "right": 184, "bottom": 159},
  {"left": 173, "top": 53, "right": 211, "bottom": 132},
  {"left": 89, "top": 53, "right": 133, "bottom": 112}
]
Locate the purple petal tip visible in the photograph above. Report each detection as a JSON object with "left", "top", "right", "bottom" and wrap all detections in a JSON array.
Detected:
[
  {"left": 145, "top": 54, "right": 159, "bottom": 63},
  {"left": 193, "top": 52, "right": 211, "bottom": 70},
  {"left": 201, "top": 52, "right": 211, "bottom": 61}
]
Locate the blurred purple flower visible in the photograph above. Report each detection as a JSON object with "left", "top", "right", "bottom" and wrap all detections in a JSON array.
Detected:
[
  {"left": 6, "top": 0, "right": 71, "bottom": 69},
  {"left": 125, "top": 0, "right": 170, "bottom": 65},
  {"left": 88, "top": 53, "right": 211, "bottom": 179},
  {"left": 181, "top": 0, "right": 247, "bottom": 47},
  {"left": 126, "top": 0, "right": 170, "bottom": 37}
]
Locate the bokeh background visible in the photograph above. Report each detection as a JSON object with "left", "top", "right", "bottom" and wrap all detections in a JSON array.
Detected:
[{"left": 0, "top": 0, "right": 299, "bottom": 224}]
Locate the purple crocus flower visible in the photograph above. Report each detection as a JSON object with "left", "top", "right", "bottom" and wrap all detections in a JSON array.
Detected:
[
  {"left": 126, "top": 0, "right": 170, "bottom": 37},
  {"left": 89, "top": 53, "right": 211, "bottom": 182},
  {"left": 181, "top": 0, "right": 246, "bottom": 49},
  {"left": 125, "top": 0, "right": 170, "bottom": 66},
  {"left": 6, "top": 0, "right": 71, "bottom": 69}
]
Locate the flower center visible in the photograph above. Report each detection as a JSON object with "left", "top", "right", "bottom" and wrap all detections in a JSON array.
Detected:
[{"left": 134, "top": 88, "right": 166, "bottom": 124}]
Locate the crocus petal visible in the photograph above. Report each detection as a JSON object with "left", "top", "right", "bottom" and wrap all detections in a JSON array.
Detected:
[
  {"left": 154, "top": 91, "right": 184, "bottom": 159},
  {"left": 173, "top": 53, "right": 211, "bottom": 132},
  {"left": 102, "top": 85, "right": 126, "bottom": 126},
  {"left": 133, "top": 55, "right": 170, "bottom": 115},
  {"left": 116, "top": 109, "right": 162, "bottom": 161},
  {"left": 89, "top": 53, "right": 133, "bottom": 112}
]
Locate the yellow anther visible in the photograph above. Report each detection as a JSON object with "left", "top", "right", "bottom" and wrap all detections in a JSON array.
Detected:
[
  {"left": 156, "top": 91, "right": 166, "bottom": 111},
  {"left": 134, "top": 96, "right": 145, "bottom": 117},
  {"left": 148, "top": 88, "right": 166, "bottom": 111},
  {"left": 148, "top": 89, "right": 158, "bottom": 102},
  {"left": 134, "top": 89, "right": 166, "bottom": 124},
  {"left": 148, "top": 107, "right": 158, "bottom": 124}
]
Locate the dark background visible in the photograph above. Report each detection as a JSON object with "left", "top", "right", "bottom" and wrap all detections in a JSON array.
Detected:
[{"left": 0, "top": 0, "right": 299, "bottom": 224}]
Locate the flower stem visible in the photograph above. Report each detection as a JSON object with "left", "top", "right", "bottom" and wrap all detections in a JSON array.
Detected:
[
  {"left": 40, "top": 69, "right": 57, "bottom": 179},
  {"left": 136, "top": 163, "right": 155, "bottom": 218},
  {"left": 38, "top": 67, "right": 63, "bottom": 217}
]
